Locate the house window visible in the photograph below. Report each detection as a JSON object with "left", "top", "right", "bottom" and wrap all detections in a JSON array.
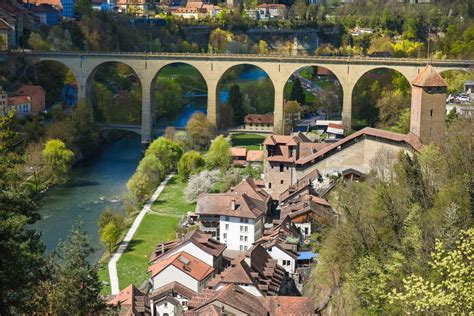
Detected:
[
  {"left": 240, "top": 245, "right": 244, "bottom": 251},
  {"left": 240, "top": 235, "right": 244, "bottom": 241},
  {"left": 225, "top": 216, "right": 229, "bottom": 221},
  {"left": 244, "top": 236, "right": 248, "bottom": 242},
  {"left": 268, "top": 247, "right": 272, "bottom": 252},
  {"left": 280, "top": 164, "right": 284, "bottom": 172},
  {"left": 430, "top": 109, "right": 433, "bottom": 116},
  {"left": 225, "top": 224, "right": 229, "bottom": 230},
  {"left": 244, "top": 246, "right": 248, "bottom": 250},
  {"left": 182, "top": 301, "right": 187, "bottom": 306},
  {"left": 244, "top": 226, "right": 248, "bottom": 232},
  {"left": 269, "top": 182, "right": 272, "bottom": 189},
  {"left": 240, "top": 218, "right": 248, "bottom": 223},
  {"left": 240, "top": 226, "right": 244, "bottom": 232},
  {"left": 223, "top": 233, "right": 227, "bottom": 239},
  {"left": 304, "top": 227, "right": 309, "bottom": 235},
  {"left": 280, "top": 180, "right": 284, "bottom": 184}
]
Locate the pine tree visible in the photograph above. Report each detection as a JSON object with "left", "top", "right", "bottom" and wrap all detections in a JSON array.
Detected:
[
  {"left": 228, "top": 85, "right": 244, "bottom": 125},
  {"left": 290, "top": 77, "right": 305, "bottom": 105},
  {"left": 48, "top": 219, "right": 104, "bottom": 315}
]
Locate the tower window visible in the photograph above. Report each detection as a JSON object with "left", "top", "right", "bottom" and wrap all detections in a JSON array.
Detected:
[
  {"left": 430, "top": 109, "right": 433, "bottom": 116},
  {"left": 279, "top": 164, "right": 284, "bottom": 172}
]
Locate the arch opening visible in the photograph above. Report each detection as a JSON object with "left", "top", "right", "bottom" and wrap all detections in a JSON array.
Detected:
[
  {"left": 151, "top": 62, "right": 208, "bottom": 130},
  {"left": 216, "top": 64, "right": 275, "bottom": 131},
  {"left": 88, "top": 62, "right": 142, "bottom": 126},
  {"left": 26, "top": 60, "right": 78, "bottom": 110},
  {"left": 439, "top": 69, "right": 474, "bottom": 103},
  {"left": 351, "top": 67, "right": 411, "bottom": 132},
  {"left": 283, "top": 66, "right": 343, "bottom": 135}
]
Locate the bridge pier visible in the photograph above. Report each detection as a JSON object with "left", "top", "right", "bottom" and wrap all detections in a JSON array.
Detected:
[
  {"left": 342, "top": 82, "right": 354, "bottom": 132},
  {"left": 207, "top": 79, "right": 218, "bottom": 128},
  {"left": 141, "top": 77, "right": 154, "bottom": 145},
  {"left": 273, "top": 81, "right": 285, "bottom": 134}
]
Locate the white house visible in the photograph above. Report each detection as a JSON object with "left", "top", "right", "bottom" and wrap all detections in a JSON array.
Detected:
[
  {"left": 149, "top": 281, "right": 197, "bottom": 316},
  {"left": 148, "top": 251, "right": 214, "bottom": 293},
  {"left": 267, "top": 243, "right": 298, "bottom": 274},
  {"left": 207, "top": 245, "right": 286, "bottom": 296},
  {"left": 196, "top": 178, "right": 271, "bottom": 251},
  {"left": 149, "top": 229, "right": 226, "bottom": 270}
]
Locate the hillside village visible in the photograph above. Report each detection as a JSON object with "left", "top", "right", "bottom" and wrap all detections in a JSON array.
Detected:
[{"left": 103, "top": 65, "right": 455, "bottom": 315}]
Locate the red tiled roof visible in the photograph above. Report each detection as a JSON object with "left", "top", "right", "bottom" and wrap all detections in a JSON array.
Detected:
[
  {"left": 295, "top": 127, "right": 423, "bottom": 165},
  {"left": 148, "top": 251, "right": 214, "bottom": 281},
  {"left": 15, "top": 84, "right": 45, "bottom": 97},
  {"left": 244, "top": 114, "right": 274, "bottom": 124},
  {"left": 257, "top": 3, "right": 287, "bottom": 8},
  {"left": 328, "top": 123, "right": 344, "bottom": 129},
  {"left": 196, "top": 192, "right": 266, "bottom": 219},
  {"left": 229, "top": 147, "right": 246, "bottom": 157},
  {"left": 258, "top": 296, "right": 315, "bottom": 316},
  {"left": 149, "top": 281, "right": 197, "bottom": 300},
  {"left": 149, "top": 229, "right": 226, "bottom": 263},
  {"left": 187, "top": 284, "right": 268, "bottom": 315},
  {"left": 411, "top": 65, "right": 447, "bottom": 87},
  {"left": 246, "top": 150, "right": 263, "bottom": 162},
  {"left": 7, "top": 96, "right": 30, "bottom": 105},
  {"left": 107, "top": 284, "right": 150, "bottom": 315}
]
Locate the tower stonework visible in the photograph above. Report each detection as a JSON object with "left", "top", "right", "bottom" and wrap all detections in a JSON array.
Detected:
[{"left": 410, "top": 65, "right": 447, "bottom": 147}]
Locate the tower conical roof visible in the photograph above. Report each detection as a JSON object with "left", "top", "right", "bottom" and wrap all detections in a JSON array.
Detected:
[{"left": 411, "top": 65, "right": 447, "bottom": 87}]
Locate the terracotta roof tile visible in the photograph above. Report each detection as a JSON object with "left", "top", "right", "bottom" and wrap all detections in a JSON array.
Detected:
[
  {"left": 107, "top": 284, "right": 150, "bottom": 315},
  {"left": 229, "top": 147, "right": 246, "bottom": 157},
  {"left": 244, "top": 114, "right": 274, "bottom": 124},
  {"left": 150, "top": 281, "right": 197, "bottom": 300},
  {"left": 296, "top": 127, "right": 423, "bottom": 165},
  {"left": 246, "top": 150, "right": 263, "bottom": 162},
  {"left": 258, "top": 296, "right": 315, "bottom": 316},
  {"left": 411, "top": 65, "right": 447, "bottom": 87},
  {"left": 148, "top": 251, "right": 214, "bottom": 281},
  {"left": 15, "top": 84, "right": 45, "bottom": 97},
  {"left": 7, "top": 96, "right": 30, "bottom": 105}
]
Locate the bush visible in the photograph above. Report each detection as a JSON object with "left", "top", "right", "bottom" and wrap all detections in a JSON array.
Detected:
[
  {"left": 184, "top": 169, "right": 221, "bottom": 202},
  {"left": 178, "top": 150, "right": 205, "bottom": 180},
  {"left": 145, "top": 137, "right": 183, "bottom": 173}
]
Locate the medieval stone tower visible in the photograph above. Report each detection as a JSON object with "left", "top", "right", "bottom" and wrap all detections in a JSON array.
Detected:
[{"left": 410, "top": 65, "right": 447, "bottom": 147}]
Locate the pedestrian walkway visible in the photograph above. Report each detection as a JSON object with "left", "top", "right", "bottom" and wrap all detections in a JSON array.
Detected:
[{"left": 108, "top": 174, "right": 174, "bottom": 295}]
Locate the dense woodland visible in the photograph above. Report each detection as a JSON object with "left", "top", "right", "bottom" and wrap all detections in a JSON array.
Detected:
[
  {"left": 304, "top": 117, "right": 474, "bottom": 314},
  {"left": 21, "top": 0, "right": 472, "bottom": 59}
]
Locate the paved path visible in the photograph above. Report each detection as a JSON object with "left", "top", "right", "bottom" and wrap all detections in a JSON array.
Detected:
[{"left": 108, "top": 174, "right": 174, "bottom": 295}]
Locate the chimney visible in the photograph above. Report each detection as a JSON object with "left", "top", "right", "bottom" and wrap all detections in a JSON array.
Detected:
[
  {"left": 161, "top": 243, "right": 164, "bottom": 254},
  {"left": 231, "top": 199, "right": 236, "bottom": 210}
]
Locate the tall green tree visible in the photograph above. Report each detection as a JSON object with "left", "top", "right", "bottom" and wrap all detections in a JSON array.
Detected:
[
  {"left": 46, "top": 220, "right": 105, "bottom": 314},
  {"left": 43, "top": 139, "right": 74, "bottom": 184},
  {"left": 228, "top": 85, "right": 244, "bottom": 125},
  {"left": 100, "top": 222, "right": 121, "bottom": 253},
  {"left": 145, "top": 137, "right": 183, "bottom": 173},
  {"left": 290, "top": 77, "right": 305, "bottom": 105},
  {"left": 205, "top": 135, "right": 231, "bottom": 170},
  {"left": 186, "top": 112, "right": 215, "bottom": 150},
  {"left": 178, "top": 150, "right": 205, "bottom": 180}
]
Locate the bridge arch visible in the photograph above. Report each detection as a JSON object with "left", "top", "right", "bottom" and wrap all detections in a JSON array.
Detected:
[
  {"left": 214, "top": 63, "right": 276, "bottom": 129},
  {"left": 87, "top": 61, "right": 143, "bottom": 126},
  {"left": 150, "top": 62, "right": 209, "bottom": 129},
  {"left": 282, "top": 65, "right": 344, "bottom": 123},
  {"left": 351, "top": 67, "right": 412, "bottom": 130},
  {"left": 27, "top": 59, "right": 80, "bottom": 106}
]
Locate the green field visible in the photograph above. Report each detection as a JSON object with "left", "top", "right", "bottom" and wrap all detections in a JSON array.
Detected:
[
  {"left": 113, "top": 176, "right": 195, "bottom": 291},
  {"left": 157, "top": 64, "right": 203, "bottom": 80},
  {"left": 231, "top": 133, "right": 266, "bottom": 150}
]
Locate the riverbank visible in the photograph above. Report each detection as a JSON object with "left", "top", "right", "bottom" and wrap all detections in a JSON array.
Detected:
[
  {"left": 32, "top": 134, "right": 142, "bottom": 262},
  {"left": 99, "top": 175, "right": 195, "bottom": 295}
]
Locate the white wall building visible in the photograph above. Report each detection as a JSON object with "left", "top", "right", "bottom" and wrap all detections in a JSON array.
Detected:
[
  {"left": 219, "top": 215, "right": 264, "bottom": 251},
  {"left": 267, "top": 244, "right": 297, "bottom": 274}
]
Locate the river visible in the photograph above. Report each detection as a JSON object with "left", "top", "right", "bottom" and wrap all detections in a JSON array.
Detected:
[
  {"left": 33, "top": 68, "right": 268, "bottom": 261},
  {"left": 33, "top": 101, "right": 206, "bottom": 262}
]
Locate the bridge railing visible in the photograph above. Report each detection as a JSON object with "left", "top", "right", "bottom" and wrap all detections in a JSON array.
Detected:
[{"left": 15, "top": 49, "right": 474, "bottom": 65}]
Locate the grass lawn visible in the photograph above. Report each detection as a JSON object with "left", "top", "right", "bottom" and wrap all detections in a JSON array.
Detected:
[
  {"left": 98, "top": 266, "right": 111, "bottom": 295},
  {"left": 115, "top": 176, "right": 195, "bottom": 290},
  {"left": 157, "top": 64, "right": 203, "bottom": 80},
  {"left": 231, "top": 134, "right": 266, "bottom": 150}
]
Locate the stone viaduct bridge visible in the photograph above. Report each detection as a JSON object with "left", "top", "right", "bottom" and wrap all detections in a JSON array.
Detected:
[{"left": 23, "top": 51, "right": 473, "bottom": 145}]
